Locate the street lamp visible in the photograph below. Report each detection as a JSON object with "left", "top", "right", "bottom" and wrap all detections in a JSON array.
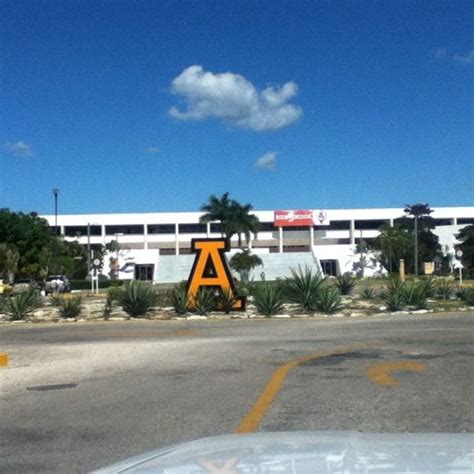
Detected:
[
  {"left": 114, "top": 233, "right": 124, "bottom": 280},
  {"left": 52, "top": 188, "right": 59, "bottom": 236},
  {"left": 52, "top": 188, "right": 59, "bottom": 272}
]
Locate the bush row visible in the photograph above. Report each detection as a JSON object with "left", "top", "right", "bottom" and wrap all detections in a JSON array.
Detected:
[{"left": 2, "top": 272, "right": 473, "bottom": 321}]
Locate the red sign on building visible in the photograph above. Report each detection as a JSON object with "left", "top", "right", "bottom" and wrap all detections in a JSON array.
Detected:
[{"left": 274, "top": 210, "right": 315, "bottom": 227}]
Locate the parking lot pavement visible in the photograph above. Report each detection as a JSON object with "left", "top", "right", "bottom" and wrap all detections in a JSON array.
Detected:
[{"left": 0, "top": 312, "right": 473, "bottom": 472}]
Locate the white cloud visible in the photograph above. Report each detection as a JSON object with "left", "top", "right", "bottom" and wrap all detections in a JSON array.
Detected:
[
  {"left": 144, "top": 146, "right": 160, "bottom": 154},
  {"left": 434, "top": 48, "right": 448, "bottom": 60},
  {"left": 453, "top": 50, "right": 474, "bottom": 64},
  {"left": 255, "top": 151, "right": 278, "bottom": 170},
  {"left": 3, "top": 141, "right": 33, "bottom": 157},
  {"left": 434, "top": 48, "right": 474, "bottom": 65},
  {"left": 169, "top": 65, "right": 302, "bottom": 131}
]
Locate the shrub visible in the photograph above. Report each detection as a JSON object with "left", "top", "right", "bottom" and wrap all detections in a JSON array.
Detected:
[
  {"left": 459, "top": 288, "right": 474, "bottom": 306},
  {"left": 49, "top": 293, "right": 64, "bottom": 307},
  {"left": 419, "top": 277, "right": 437, "bottom": 298},
  {"left": 284, "top": 266, "right": 326, "bottom": 313},
  {"left": 118, "top": 281, "right": 156, "bottom": 317},
  {"left": 401, "top": 282, "right": 427, "bottom": 309},
  {"left": 172, "top": 284, "right": 189, "bottom": 315},
  {"left": 4, "top": 289, "right": 41, "bottom": 320},
  {"left": 315, "top": 286, "right": 343, "bottom": 314},
  {"left": 216, "top": 287, "right": 239, "bottom": 314},
  {"left": 193, "top": 287, "right": 216, "bottom": 315},
  {"left": 436, "top": 279, "right": 454, "bottom": 301},
  {"left": 252, "top": 283, "right": 284, "bottom": 317},
  {"left": 361, "top": 286, "right": 376, "bottom": 299},
  {"left": 156, "top": 289, "right": 173, "bottom": 307},
  {"left": 70, "top": 279, "right": 124, "bottom": 291},
  {"left": 103, "top": 297, "right": 113, "bottom": 319},
  {"left": 384, "top": 288, "right": 405, "bottom": 311},
  {"left": 383, "top": 277, "right": 405, "bottom": 311},
  {"left": 335, "top": 273, "right": 355, "bottom": 295},
  {"left": 107, "top": 285, "right": 123, "bottom": 302},
  {"left": 59, "top": 296, "right": 83, "bottom": 319}
]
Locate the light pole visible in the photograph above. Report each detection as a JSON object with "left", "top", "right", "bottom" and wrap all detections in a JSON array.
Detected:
[
  {"left": 414, "top": 214, "right": 418, "bottom": 276},
  {"left": 87, "top": 223, "right": 91, "bottom": 276},
  {"left": 114, "top": 233, "right": 124, "bottom": 280},
  {"left": 52, "top": 188, "right": 59, "bottom": 272}
]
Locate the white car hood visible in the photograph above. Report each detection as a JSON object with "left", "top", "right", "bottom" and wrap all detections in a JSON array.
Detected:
[{"left": 91, "top": 431, "right": 474, "bottom": 473}]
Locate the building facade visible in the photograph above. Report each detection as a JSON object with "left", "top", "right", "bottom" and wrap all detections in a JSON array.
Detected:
[{"left": 41, "top": 206, "right": 474, "bottom": 282}]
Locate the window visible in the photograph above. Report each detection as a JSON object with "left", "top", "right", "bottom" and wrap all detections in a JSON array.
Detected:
[
  {"left": 283, "top": 245, "right": 310, "bottom": 252},
  {"left": 105, "top": 225, "right": 144, "bottom": 235},
  {"left": 433, "top": 218, "right": 452, "bottom": 226},
  {"left": 64, "top": 225, "right": 101, "bottom": 237},
  {"left": 148, "top": 224, "right": 176, "bottom": 234},
  {"left": 320, "top": 260, "right": 338, "bottom": 276},
  {"left": 210, "top": 223, "right": 223, "bottom": 233},
  {"left": 354, "top": 219, "right": 388, "bottom": 230},
  {"left": 316, "top": 220, "right": 351, "bottom": 230},
  {"left": 160, "top": 248, "right": 175, "bottom": 255},
  {"left": 283, "top": 225, "right": 311, "bottom": 231},
  {"left": 260, "top": 222, "right": 277, "bottom": 231},
  {"left": 458, "top": 218, "right": 474, "bottom": 225},
  {"left": 135, "top": 264, "right": 154, "bottom": 281},
  {"left": 179, "top": 223, "right": 207, "bottom": 234}
]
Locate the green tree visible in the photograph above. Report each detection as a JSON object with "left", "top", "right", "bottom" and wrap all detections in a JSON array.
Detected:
[
  {"left": 398, "top": 203, "right": 441, "bottom": 274},
  {"left": 0, "top": 243, "right": 20, "bottom": 283},
  {"left": 230, "top": 249, "right": 263, "bottom": 282},
  {"left": 199, "top": 193, "right": 233, "bottom": 237},
  {"left": 0, "top": 209, "right": 88, "bottom": 280},
  {"left": 199, "top": 193, "right": 260, "bottom": 247},
  {"left": 227, "top": 201, "right": 260, "bottom": 248},
  {"left": 373, "top": 222, "right": 413, "bottom": 273},
  {"left": 0, "top": 209, "right": 54, "bottom": 278},
  {"left": 456, "top": 224, "right": 474, "bottom": 277}
]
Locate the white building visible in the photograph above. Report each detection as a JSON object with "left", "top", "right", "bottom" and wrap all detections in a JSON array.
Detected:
[{"left": 42, "top": 207, "right": 474, "bottom": 283}]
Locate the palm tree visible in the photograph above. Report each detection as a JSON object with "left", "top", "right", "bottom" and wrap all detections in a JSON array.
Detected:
[
  {"left": 403, "top": 203, "right": 433, "bottom": 275},
  {"left": 199, "top": 193, "right": 260, "bottom": 247},
  {"left": 199, "top": 193, "right": 233, "bottom": 237},
  {"left": 227, "top": 201, "right": 260, "bottom": 248},
  {"left": 230, "top": 249, "right": 263, "bottom": 282}
]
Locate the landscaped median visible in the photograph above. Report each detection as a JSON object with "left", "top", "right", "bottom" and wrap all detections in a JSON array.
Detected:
[{"left": 0, "top": 270, "right": 473, "bottom": 324}]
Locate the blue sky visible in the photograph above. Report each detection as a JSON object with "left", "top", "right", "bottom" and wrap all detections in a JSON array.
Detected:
[{"left": 1, "top": 0, "right": 473, "bottom": 215}]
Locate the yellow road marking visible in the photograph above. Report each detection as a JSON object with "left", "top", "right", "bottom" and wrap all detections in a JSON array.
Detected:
[
  {"left": 235, "top": 343, "right": 371, "bottom": 433},
  {"left": 366, "top": 361, "right": 426, "bottom": 385},
  {"left": 0, "top": 352, "right": 8, "bottom": 367}
]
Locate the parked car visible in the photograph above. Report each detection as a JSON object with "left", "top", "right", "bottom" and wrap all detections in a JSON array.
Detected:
[
  {"left": 44, "top": 275, "right": 71, "bottom": 294},
  {"left": 12, "top": 278, "right": 40, "bottom": 294}
]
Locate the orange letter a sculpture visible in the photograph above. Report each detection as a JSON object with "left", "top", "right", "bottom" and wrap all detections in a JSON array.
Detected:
[{"left": 187, "top": 239, "right": 245, "bottom": 310}]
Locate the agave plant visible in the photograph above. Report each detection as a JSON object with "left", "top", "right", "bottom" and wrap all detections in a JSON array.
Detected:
[
  {"left": 251, "top": 283, "right": 284, "bottom": 317},
  {"left": 383, "top": 277, "right": 405, "bottom": 311},
  {"left": 59, "top": 295, "right": 83, "bottom": 318},
  {"left": 315, "top": 286, "right": 343, "bottom": 314},
  {"left": 458, "top": 288, "right": 474, "bottom": 306},
  {"left": 4, "top": 288, "right": 41, "bottom": 320},
  {"left": 118, "top": 281, "right": 156, "bottom": 317},
  {"left": 436, "top": 279, "right": 454, "bottom": 301},
  {"left": 284, "top": 265, "right": 326, "bottom": 313},
  {"left": 335, "top": 273, "right": 355, "bottom": 295},
  {"left": 401, "top": 282, "right": 427, "bottom": 309},
  {"left": 49, "top": 292, "right": 64, "bottom": 307},
  {"left": 193, "top": 287, "right": 216, "bottom": 315},
  {"left": 361, "top": 286, "right": 376, "bottom": 299},
  {"left": 172, "top": 284, "right": 190, "bottom": 315},
  {"left": 419, "top": 277, "right": 437, "bottom": 298},
  {"left": 216, "top": 287, "right": 239, "bottom": 314}
]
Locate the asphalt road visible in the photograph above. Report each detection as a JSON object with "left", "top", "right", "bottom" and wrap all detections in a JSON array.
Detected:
[{"left": 1, "top": 312, "right": 473, "bottom": 473}]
